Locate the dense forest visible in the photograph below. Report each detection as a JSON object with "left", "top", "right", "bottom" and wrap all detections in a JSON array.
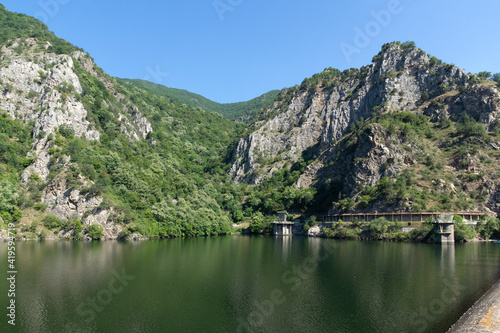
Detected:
[{"left": 121, "top": 79, "right": 279, "bottom": 122}]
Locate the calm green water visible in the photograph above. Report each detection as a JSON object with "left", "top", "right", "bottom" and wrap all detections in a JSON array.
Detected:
[{"left": 1, "top": 236, "right": 500, "bottom": 333}]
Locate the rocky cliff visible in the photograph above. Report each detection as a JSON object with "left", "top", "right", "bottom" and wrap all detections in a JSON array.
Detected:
[
  {"left": 230, "top": 42, "right": 500, "bottom": 215},
  {"left": 230, "top": 43, "right": 470, "bottom": 183},
  {"left": 0, "top": 4, "right": 241, "bottom": 240},
  {"left": 0, "top": 38, "right": 153, "bottom": 238}
]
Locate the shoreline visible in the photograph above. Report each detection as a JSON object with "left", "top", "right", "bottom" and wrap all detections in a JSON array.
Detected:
[
  {"left": 448, "top": 278, "right": 500, "bottom": 332},
  {"left": 1, "top": 231, "right": 499, "bottom": 242}
]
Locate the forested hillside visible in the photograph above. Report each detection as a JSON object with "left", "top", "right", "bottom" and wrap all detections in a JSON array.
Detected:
[
  {"left": 121, "top": 79, "right": 279, "bottom": 122},
  {"left": 0, "top": 4, "right": 499, "bottom": 241},
  {"left": 0, "top": 4, "right": 244, "bottom": 239}
]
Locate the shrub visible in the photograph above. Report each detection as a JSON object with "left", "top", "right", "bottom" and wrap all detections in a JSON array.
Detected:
[
  {"left": 118, "top": 229, "right": 131, "bottom": 240},
  {"left": 249, "top": 212, "right": 272, "bottom": 233},
  {"left": 29, "top": 220, "right": 39, "bottom": 233},
  {"left": 408, "top": 224, "right": 433, "bottom": 242},
  {"left": 33, "top": 202, "right": 47, "bottom": 212},
  {"left": 369, "top": 217, "right": 389, "bottom": 239},
  {"left": 0, "top": 180, "right": 19, "bottom": 213},
  {"left": 477, "top": 217, "right": 500, "bottom": 239},
  {"left": 39, "top": 229, "right": 48, "bottom": 240},
  {"left": 86, "top": 223, "right": 104, "bottom": 240},
  {"left": 492, "top": 73, "right": 500, "bottom": 84},
  {"left": 42, "top": 214, "right": 64, "bottom": 229},
  {"left": 454, "top": 216, "right": 476, "bottom": 242},
  {"left": 477, "top": 71, "right": 492, "bottom": 79},
  {"left": 71, "top": 220, "right": 83, "bottom": 238},
  {"left": 58, "top": 124, "right": 75, "bottom": 139},
  {"left": 457, "top": 115, "right": 487, "bottom": 139}
]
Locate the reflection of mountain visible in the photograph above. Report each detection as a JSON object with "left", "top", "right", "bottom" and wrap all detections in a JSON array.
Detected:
[{"left": 2, "top": 232, "right": 500, "bottom": 331}]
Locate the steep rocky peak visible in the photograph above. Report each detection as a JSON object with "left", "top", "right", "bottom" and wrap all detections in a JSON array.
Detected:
[
  {"left": 230, "top": 42, "right": 474, "bottom": 185},
  {"left": 372, "top": 42, "right": 428, "bottom": 73}
]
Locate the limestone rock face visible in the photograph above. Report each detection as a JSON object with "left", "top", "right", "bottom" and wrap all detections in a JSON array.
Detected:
[
  {"left": 0, "top": 40, "right": 154, "bottom": 232},
  {"left": 423, "top": 85, "right": 500, "bottom": 126},
  {"left": 42, "top": 176, "right": 103, "bottom": 221},
  {"left": 230, "top": 44, "right": 471, "bottom": 184},
  {"left": 485, "top": 182, "right": 500, "bottom": 214},
  {"left": 0, "top": 45, "right": 99, "bottom": 146},
  {"left": 307, "top": 225, "right": 322, "bottom": 237},
  {"left": 118, "top": 105, "right": 153, "bottom": 140}
]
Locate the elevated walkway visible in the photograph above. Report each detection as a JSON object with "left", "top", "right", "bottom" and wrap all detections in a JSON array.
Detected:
[{"left": 322, "top": 211, "right": 492, "bottom": 225}]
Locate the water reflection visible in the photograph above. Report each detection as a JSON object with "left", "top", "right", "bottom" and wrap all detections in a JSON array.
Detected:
[
  {"left": 0, "top": 238, "right": 499, "bottom": 333},
  {"left": 274, "top": 235, "right": 292, "bottom": 262},
  {"left": 439, "top": 244, "right": 456, "bottom": 273}
]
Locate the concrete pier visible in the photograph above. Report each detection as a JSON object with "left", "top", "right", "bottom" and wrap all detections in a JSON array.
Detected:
[
  {"left": 448, "top": 279, "right": 500, "bottom": 332},
  {"left": 272, "top": 211, "right": 294, "bottom": 236},
  {"left": 272, "top": 222, "right": 294, "bottom": 236}
]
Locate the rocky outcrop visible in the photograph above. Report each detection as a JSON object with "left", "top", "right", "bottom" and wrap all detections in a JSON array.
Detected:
[
  {"left": 131, "top": 109, "right": 153, "bottom": 139},
  {"left": 42, "top": 176, "right": 103, "bottom": 221},
  {"left": 485, "top": 182, "right": 500, "bottom": 214},
  {"left": 0, "top": 42, "right": 99, "bottom": 145},
  {"left": 118, "top": 106, "right": 153, "bottom": 141},
  {"left": 297, "top": 123, "right": 412, "bottom": 193},
  {"left": 230, "top": 44, "right": 471, "bottom": 184},
  {"left": 118, "top": 105, "right": 153, "bottom": 140},
  {"left": 0, "top": 39, "right": 156, "bottom": 231},
  {"left": 423, "top": 85, "right": 500, "bottom": 127},
  {"left": 1, "top": 40, "right": 101, "bottom": 186}
]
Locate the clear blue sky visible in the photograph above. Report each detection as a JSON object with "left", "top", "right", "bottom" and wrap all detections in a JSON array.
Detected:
[{"left": 2, "top": 0, "right": 499, "bottom": 103}]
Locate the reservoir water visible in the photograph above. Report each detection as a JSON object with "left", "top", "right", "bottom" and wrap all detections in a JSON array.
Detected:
[{"left": 1, "top": 236, "right": 500, "bottom": 332}]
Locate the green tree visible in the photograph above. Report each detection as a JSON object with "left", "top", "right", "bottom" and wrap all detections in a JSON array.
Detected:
[
  {"left": 369, "top": 217, "right": 389, "bottom": 239},
  {"left": 249, "top": 212, "right": 272, "bottom": 233},
  {"left": 86, "top": 223, "right": 104, "bottom": 240},
  {"left": 454, "top": 215, "right": 476, "bottom": 241},
  {"left": 477, "top": 71, "right": 492, "bottom": 79},
  {"left": 42, "top": 215, "right": 64, "bottom": 229},
  {"left": 457, "top": 115, "right": 487, "bottom": 139},
  {"left": 71, "top": 220, "right": 83, "bottom": 238},
  {"left": 0, "top": 180, "right": 19, "bottom": 213},
  {"left": 493, "top": 73, "right": 500, "bottom": 84}
]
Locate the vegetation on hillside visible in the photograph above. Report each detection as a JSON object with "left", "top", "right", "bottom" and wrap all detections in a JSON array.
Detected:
[
  {"left": 323, "top": 215, "right": 499, "bottom": 242},
  {"left": 329, "top": 106, "right": 500, "bottom": 214},
  {"left": 47, "top": 67, "right": 247, "bottom": 237},
  {"left": 0, "top": 113, "right": 33, "bottom": 225},
  {"left": 120, "top": 79, "right": 279, "bottom": 122},
  {"left": 0, "top": 4, "right": 80, "bottom": 55},
  {"left": 0, "top": 4, "right": 498, "bottom": 242}
]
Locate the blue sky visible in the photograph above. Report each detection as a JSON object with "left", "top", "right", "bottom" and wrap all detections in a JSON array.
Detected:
[{"left": 2, "top": 0, "right": 500, "bottom": 103}]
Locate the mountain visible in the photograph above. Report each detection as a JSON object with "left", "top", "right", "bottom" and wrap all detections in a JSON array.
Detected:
[
  {"left": 0, "top": 3, "right": 498, "bottom": 241},
  {"left": 119, "top": 79, "right": 279, "bottom": 122},
  {"left": 0, "top": 4, "right": 243, "bottom": 239},
  {"left": 229, "top": 41, "right": 500, "bottom": 215}
]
